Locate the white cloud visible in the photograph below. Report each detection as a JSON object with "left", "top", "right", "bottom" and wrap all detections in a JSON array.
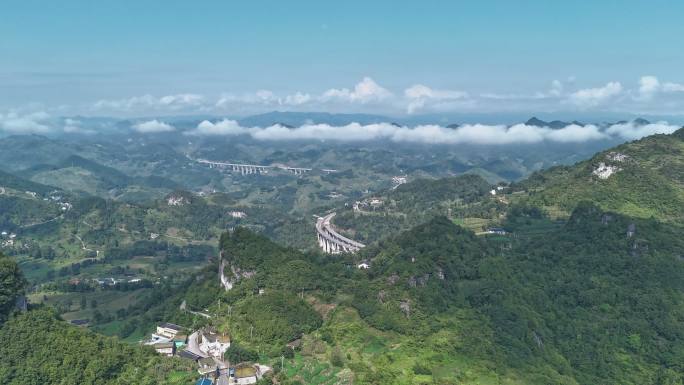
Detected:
[
  {"left": 549, "top": 80, "right": 564, "bottom": 97},
  {"left": 79, "top": 76, "right": 684, "bottom": 115},
  {"left": 662, "top": 82, "right": 684, "bottom": 92},
  {"left": 252, "top": 122, "right": 397, "bottom": 141},
  {"left": 132, "top": 119, "right": 175, "bottom": 133},
  {"left": 638, "top": 76, "right": 660, "bottom": 99},
  {"left": 391, "top": 124, "right": 547, "bottom": 145},
  {"left": 545, "top": 124, "right": 608, "bottom": 142},
  {"left": 404, "top": 84, "right": 468, "bottom": 113},
  {"left": 158, "top": 94, "right": 204, "bottom": 107},
  {"left": 284, "top": 92, "right": 312, "bottom": 105},
  {"left": 569, "top": 82, "right": 623, "bottom": 107},
  {"left": 0, "top": 111, "right": 52, "bottom": 134},
  {"left": 93, "top": 94, "right": 205, "bottom": 112},
  {"left": 254, "top": 90, "right": 277, "bottom": 103},
  {"left": 215, "top": 90, "right": 312, "bottom": 109},
  {"left": 187, "top": 119, "right": 251, "bottom": 136},
  {"left": 634, "top": 76, "right": 684, "bottom": 97},
  {"left": 187, "top": 120, "right": 652, "bottom": 144},
  {"left": 62, "top": 118, "right": 95, "bottom": 134},
  {"left": 323, "top": 77, "right": 392, "bottom": 103},
  {"left": 404, "top": 84, "right": 468, "bottom": 100},
  {"left": 605, "top": 120, "right": 680, "bottom": 140}
]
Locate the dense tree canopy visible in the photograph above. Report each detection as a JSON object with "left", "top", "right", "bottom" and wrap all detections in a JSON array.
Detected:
[
  {"left": 0, "top": 252, "right": 25, "bottom": 324},
  {"left": 0, "top": 309, "right": 192, "bottom": 385}
]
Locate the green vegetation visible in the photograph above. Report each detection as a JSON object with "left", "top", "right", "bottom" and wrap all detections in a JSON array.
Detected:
[
  {"left": 230, "top": 291, "right": 322, "bottom": 347},
  {"left": 213, "top": 201, "right": 684, "bottom": 384},
  {"left": 516, "top": 130, "right": 684, "bottom": 222},
  {"left": 1, "top": 127, "right": 683, "bottom": 384},
  {"left": 0, "top": 309, "right": 195, "bottom": 385},
  {"left": 0, "top": 253, "right": 25, "bottom": 324},
  {"left": 0, "top": 253, "right": 196, "bottom": 384},
  {"left": 333, "top": 174, "right": 494, "bottom": 243}
]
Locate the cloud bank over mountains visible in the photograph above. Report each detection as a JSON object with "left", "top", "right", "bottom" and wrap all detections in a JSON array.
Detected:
[
  {"left": 187, "top": 119, "right": 680, "bottom": 145},
  {"left": 0, "top": 109, "right": 679, "bottom": 145},
  {"left": 0, "top": 112, "right": 52, "bottom": 134},
  {"left": 2, "top": 74, "right": 682, "bottom": 145},
  {"left": 132, "top": 119, "right": 176, "bottom": 133}
]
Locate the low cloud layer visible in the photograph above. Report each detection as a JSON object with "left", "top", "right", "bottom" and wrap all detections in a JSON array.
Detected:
[
  {"left": 605, "top": 121, "right": 680, "bottom": 140},
  {"left": 1, "top": 109, "right": 678, "bottom": 145},
  {"left": 187, "top": 119, "right": 680, "bottom": 145},
  {"left": 132, "top": 119, "right": 175, "bottom": 133},
  {"left": 0, "top": 112, "right": 52, "bottom": 134}
]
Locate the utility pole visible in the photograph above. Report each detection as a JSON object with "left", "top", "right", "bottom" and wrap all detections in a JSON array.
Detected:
[
  {"left": 281, "top": 355, "right": 284, "bottom": 371},
  {"left": 250, "top": 324, "right": 253, "bottom": 340}
]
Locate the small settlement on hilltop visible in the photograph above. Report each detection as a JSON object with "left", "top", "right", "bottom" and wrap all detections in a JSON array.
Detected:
[{"left": 143, "top": 321, "right": 271, "bottom": 385}]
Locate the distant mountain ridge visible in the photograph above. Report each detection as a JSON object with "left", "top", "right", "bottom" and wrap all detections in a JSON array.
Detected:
[
  {"left": 524, "top": 117, "right": 585, "bottom": 128},
  {"left": 0, "top": 169, "right": 58, "bottom": 195}
]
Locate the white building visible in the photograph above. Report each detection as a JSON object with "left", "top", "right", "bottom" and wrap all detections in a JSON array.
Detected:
[
  {"left": 392, "top": 176, "right": 407, "bottom": 187},
  {"left": 198, "top": 327, "right": 231, "bottom": 358},
  {"left": 153, "top": 341, "right": 176, "bottom": 357},
  {"left": 231, "top": 364, "right": 271, "bottom": 385},
  {"left": 156, "top": 322, "right": 184, "bottom": 339}
]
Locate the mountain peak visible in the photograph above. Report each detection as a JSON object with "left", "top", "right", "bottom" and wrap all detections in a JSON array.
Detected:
[
  {"left": 524, "top": 117, "right": 576, "bottom": 129},
  {"left": 525, "top": 117, "right": 547, "bottom": 127}
]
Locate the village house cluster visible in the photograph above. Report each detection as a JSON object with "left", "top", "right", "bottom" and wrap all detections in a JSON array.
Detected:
[
  {"left": 145, "top": 322, "right": 271, "bottom": 385},
  {"left": 1, "top": 231, "right": 17, "bottom": 247}
]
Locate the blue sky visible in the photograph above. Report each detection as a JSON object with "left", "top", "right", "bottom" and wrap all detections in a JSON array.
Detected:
[{"left": 2, "top": 0, "right": 684, "bottom": 118}]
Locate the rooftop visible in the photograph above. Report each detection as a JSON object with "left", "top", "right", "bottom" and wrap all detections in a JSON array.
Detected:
[
  {"left": 178, "top": 350, "right": 201, "bottom": 361},
  {"left": 198, "top": 357, "right": 216, "bottom": 367},
  {"left": 203, "top": 332, "right": 231, "bottom": 343},
  {"left": 159, "top": 322, "right": 183, "bottom": 331},
  {"left": 235, "top": 366, "right": 257, "bottom": 378},
  {"left": 154, "top": 342, "right": 175, "bottom": 349}
]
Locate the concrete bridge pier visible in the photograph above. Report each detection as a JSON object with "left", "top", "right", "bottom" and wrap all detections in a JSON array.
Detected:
[{"left": 315, "top": 212, "right": 366, "bottom": 255}]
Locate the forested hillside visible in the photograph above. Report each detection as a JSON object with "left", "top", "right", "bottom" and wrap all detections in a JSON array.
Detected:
[
  {"left": 0, "top": 309, "right": 196, "bottom": 385},
  {"left": 333, "top": 174, "right": 493, "bottom": 243},
  {"left": 213, "top": 206, "right": 684, "bottom": 384},
  {"left": 0, "top": 253, "right": 195, "bottom": 384},
  {"left": 1, "top": 128, "right": 683, "bottom": 385},
  {"left": 204, "top": 128, "right": 684, "bottom": 384},
  {"left": 0, "top": 253, "right": 25, "bottom": 324},
  {"left": 517, "top": 127, "right": 684, "bottom": 221}
]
